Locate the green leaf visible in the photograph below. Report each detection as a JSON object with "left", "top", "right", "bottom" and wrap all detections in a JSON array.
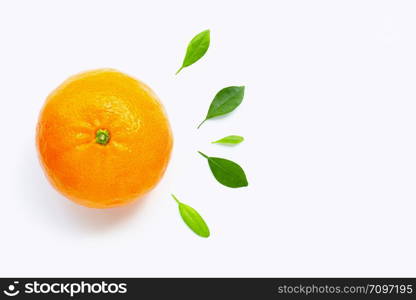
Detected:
[
  {"left": 197, "top": 86, "right": 245, "bottom": 128},
  {"left": 172, "top": 194, "right": 210, "bottom": 238},
  {"left": 198, "top": 151, "right": 248, "bottom": 188},
  {"left": 212, "top": 135, "right": 244, "bottom": 145},
  {"left": 176, "top": 29, "right": 210, "bottom": 74}
]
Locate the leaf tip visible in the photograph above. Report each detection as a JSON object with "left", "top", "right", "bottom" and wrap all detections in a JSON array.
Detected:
[
  {"left": 242, "top": 177, "right": 249, "bottom": 187},
  {"left": 200, "top": 231, "right": 210, "bottom": 238},
  {"left": 198, "top": 225, "right": 210, "bottom": 238}
]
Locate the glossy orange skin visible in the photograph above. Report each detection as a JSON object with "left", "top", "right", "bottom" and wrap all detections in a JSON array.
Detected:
[{"left": 36, "top": 69, "right": 173, "bottom": 208}]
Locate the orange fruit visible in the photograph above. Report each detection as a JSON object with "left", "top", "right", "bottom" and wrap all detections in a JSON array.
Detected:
[{"left": 36, "top": 69, "right": 173, "bottom": 208}]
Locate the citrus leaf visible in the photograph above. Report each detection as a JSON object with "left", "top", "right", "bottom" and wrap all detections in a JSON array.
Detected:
[
  {"left": 198, "top": 151, "right": 248, "bottom": 188},
  {"left": 197, "top": 86, "right": 245, "bottom": 128},
  {"left": 176, "top": 29, "right": 210, "bottom": 74},
  {"left": 172, "top": 194, "right": 210, "bottom": 238},
  {"left": 212, "top": 135, "right": 244, "bottom": 145}
]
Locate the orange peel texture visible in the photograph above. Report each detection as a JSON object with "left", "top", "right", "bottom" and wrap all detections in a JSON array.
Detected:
[{"left": 36, "top": 69, "right": 173, "bottom": 208}]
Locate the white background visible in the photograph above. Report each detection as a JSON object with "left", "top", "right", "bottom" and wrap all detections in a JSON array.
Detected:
[{"left": 1, "top": 0, "right": 416, "bottom": 277}]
